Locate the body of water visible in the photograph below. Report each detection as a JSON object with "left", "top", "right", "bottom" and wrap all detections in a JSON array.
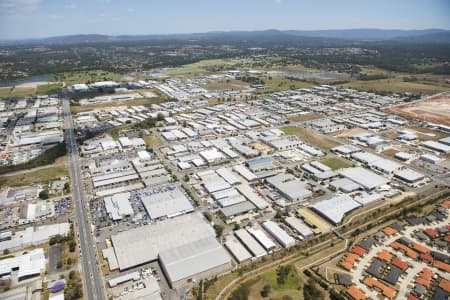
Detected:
[{"left": 0, "top": 76, "right": 51, "bottom": 88}]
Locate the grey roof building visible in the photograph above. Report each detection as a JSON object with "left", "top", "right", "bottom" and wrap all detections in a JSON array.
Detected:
[
  {"left": 140, "top": 184, "right": 194, "bottom": 220},
  {"left": 339, "top": 167, "right": 390, "bottom": 190},
  {"left": 265, "top": 173, "right": 312, "bottom": 201},
  {"left": 159, "top": 237, "right": 231, "bottom": 290}
]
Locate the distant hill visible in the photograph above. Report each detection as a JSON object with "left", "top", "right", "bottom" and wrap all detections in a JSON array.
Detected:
[
  {"left": 2, "top": 28, "right": 449, "bottom": 45},
  {"left": 283, "top": 28, "right": 448, "bottom": 41}
]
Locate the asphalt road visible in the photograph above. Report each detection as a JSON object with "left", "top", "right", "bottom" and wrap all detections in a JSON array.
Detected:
[{"left": 63, "top": 98, "right": 105, "bottom": 300}]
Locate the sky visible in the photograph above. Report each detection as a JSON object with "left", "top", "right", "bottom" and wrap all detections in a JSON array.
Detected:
[{"left": 0, "top": 0, "right": 449, "bottom": 40}]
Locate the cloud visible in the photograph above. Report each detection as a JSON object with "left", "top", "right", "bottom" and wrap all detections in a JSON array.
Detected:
[
  {"left": 0, "top": 0, "right": 41, "bottom": 9},
  {"left": 64, "top": 3, "right": 77, "bottom": 9}
]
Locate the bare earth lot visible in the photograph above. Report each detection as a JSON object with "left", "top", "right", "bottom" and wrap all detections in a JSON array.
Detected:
[{"left": 386, "top": 94, "right": 450, "bottom": 125}]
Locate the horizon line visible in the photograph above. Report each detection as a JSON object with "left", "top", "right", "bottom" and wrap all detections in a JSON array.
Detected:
[{"left": 1, "top": 27, "right": 449, "bottom": 42}]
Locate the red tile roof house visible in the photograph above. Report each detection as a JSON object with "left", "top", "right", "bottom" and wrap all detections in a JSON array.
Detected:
[
  {"left": 352, "top": 245, "right": 367, "bottom": 257},
  {"left": 392, "top": 257, "right": 409, "bottom": 270},
  {"left": 423, "top": 228, "right": 439, "bottom": 238},
  {"left": 419, "top": 253, "right": 433, "bottom": 264}
]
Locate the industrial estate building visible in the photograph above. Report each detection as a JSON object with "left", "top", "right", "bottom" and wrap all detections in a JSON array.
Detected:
[{"left": 107, "top": 213, "right": 231, "bottom": 288}]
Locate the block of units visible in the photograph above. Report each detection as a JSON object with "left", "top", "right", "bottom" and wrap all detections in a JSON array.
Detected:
[
  {"left": 262, "top": 221, "right": 295, "bottom": 248},
  {"left": 284, "top": 216, "right": 314, "bottom": 239},
  {"left": 247, "top": 228, "right": 276, "bottom": 252},
  {"left": 234, "top": 229, "right": 267, "bottom": 258},
  {"left": 224, "top": 237, "right": 252, "bottom": 263}
]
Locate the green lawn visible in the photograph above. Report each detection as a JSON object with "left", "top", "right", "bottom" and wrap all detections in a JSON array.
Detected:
[
  {"left": 281, "top": 126, "right": 341, "bottom": 150},
  {"left": 202, "top": 79, "right": 249, "bottom": 91},
  {"left": 143, "top": 135, "right": 162, "bottom": 148},
  {"left": 56, "top": 70, "right": 123, "bottom": 85},
  {"left": 0, "top": 166, "right": 69, "bottom": 188},
  {"left": 281, "top": 64, "right": 320, "bottom": 73},
  {"left": 338, "top": 76, "right": 450, "bottom": 94},
  {"left": 287, "top": 113, "right": 322, "bottom": 122},
  {"left": 260, "top": 265, "right": 302, "bottom": 291},
  {"left": 0, "top": 86, "right": 35, "bottom": 99},
  {"left": 36, "top": 83, "right": 63, "bottom": 95},
  {"left": 320, "top": 157, "right": 353, "bottom": 170},
  {"left": 263, "top": 77, "right": 314, "bottom": 92},
  {"left": 164, "top": 58, "right": 238, "bottom": 76}
]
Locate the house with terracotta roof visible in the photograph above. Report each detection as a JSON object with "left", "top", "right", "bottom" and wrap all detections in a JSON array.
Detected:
[
  {"left": 412, "top": 242, "right": 430, "bottom": 254},
  {"left": 341, "top": 253, "right": 360, "bottom": 270},
  {"left": 352, "top": 245, "right": 367, "bottom": 256},
  {"left": 377, "top": 250, "right": 393, "bottom": 262},
  {"left": 390, "top": 241, "right": 419, "bottom": 259},
  {"left": 383, "top": 227, "right": 398, "bottom": 236},
  {"left": 434, "top": 260, "right": 450, "bottom": 272},
  {"left": 415, "top": 277, "right": 431, "bottom": 288},
  {"left": 392, "top": 257, "right": 409, "bottom": 270},
  {"left": 440, "top": 200, "right": 450, "bottom": 209},
  {"left": 419, "top": 253, "right": 433, "bottom": 264},
  {"left": 424, "top": 228, "right": 439, "bottom": 238},
  {"left": 419, "top": 268, "right": 434, "bottom": 280},
  {"left": 363, "top": 277, "right": 396, "bottom": 299},
  {"left": 439, "top": 279, "right": 450, "bottom": 293},
  {"left": 346, "top": 285, "right": 367, "bottom": 300}
]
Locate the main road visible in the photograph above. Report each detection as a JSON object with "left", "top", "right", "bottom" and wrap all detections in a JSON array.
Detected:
[{"left": 63, "top": 98, "right": 105, "bottom": 300}]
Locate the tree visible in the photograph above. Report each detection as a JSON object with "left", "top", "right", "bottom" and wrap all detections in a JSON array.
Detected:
[
  {"left": 68, "top": 240, "right": 76, "bottom": 252},
  {"left": 213, "top": 224, "right": 224, "bottom": 237},
  {"left": 39, "top": 190, "right": 49, "bottom": 200},
  {"left": 260, "top": 284, "right": 271, "bottom": 297},
  {"left": 184, "top": 174, "right": 190, "bottom": 182},
  {"left": 303, "top": 278, "right": 324, "bottom": 300},
  {"left": 3, "top": 249, "right": 10, "bottom": 255},
  {"left": 203, "top": 212, "right": 212, "bottom": 222},
  {"left": 275, "top": 209, "right": 283, "bottom": 220},
  {"left": 156, "top": 113, "right": 165, "bottom": 121},
  {"left": 63, "top": 182, "right": 71, "bottom": 193},
  {"left": 65, "top": 271, "right": 83, "bottom": 300}
]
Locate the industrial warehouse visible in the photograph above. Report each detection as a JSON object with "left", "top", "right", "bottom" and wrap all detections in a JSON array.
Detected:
[{"left": 105, "top": 213, "right": 232, "bottom": 289}]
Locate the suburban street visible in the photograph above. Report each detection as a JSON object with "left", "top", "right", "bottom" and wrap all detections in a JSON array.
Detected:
[{"left": 63, "top": 98, "right": 105, "bottom": 300}]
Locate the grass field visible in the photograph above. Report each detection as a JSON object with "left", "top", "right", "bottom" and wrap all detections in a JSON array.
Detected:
[
  {"left": 338, "top": 76, "right": 450, "bottom": 94},
  {"left": 56, "top": 70, "right": 123, "bottom": 85},
  {"left": 36, "top": 83, "right": 63, "bottom": 95},
  {"left": 0, "top": 166, "right": 69, "bottom": 188},
  {"left": 164, "top": 59, "right": 238, "bottom": 76},
  {"left": 0, "top": 82, "right": 63, "bottom": 99},
  {"left": 411, "top": 126, "right": 449, "bottom": 141},
  {"left": 246, "top": 265, "right": 304, "bottom": 300},
  {"left": 320, "top": 157, "right": 353, "bottom": 170},
  {"left": 281, "top": 126, "right": 341, "bottom": 150},
  {"left": 202, "top": 79, "right": 249, "bottom": 91},
  {"left": 381, "top": 148, "right": 400, "bottom": 158},
  {"left": 281, "top": 64, "right": 319, "bottom": 73},
  {"left": 0, "top": 86, "right": 35, "bottom": 98},
  {"left": 287, "top": 113, "right": 322, "bottom": 122},
  {"left": 263, "top": 77, "right": 314, "bottom": 92},
  {"left": 359, "top": 66, "right": 391, "bottom": 76},
  {"left": 143, "top": 135, "right": 162, "bottom": 148}
]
